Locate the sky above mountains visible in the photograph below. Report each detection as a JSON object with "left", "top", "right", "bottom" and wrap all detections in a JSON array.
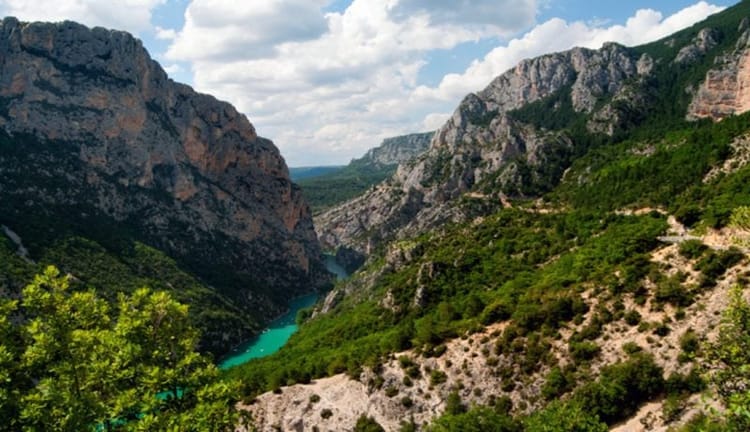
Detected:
[{"left": 0, "top": 0, "right": 738, "bottom": 166}]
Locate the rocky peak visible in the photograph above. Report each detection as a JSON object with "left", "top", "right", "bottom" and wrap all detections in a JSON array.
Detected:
[
  {"left": 0, "top": 18, "right": 328, "bottom": 353},
  {"left": 354, "top": 132, "right": 433, "bottom": 168},
  {"left": 316, "top": 42, "right": 645, "bottom": 254},
  {"left": 676, "top": 27, "right": 720, "bottom": 64},
  {"left": 433, "top": 43, "right": 638, "bottom": 153}
]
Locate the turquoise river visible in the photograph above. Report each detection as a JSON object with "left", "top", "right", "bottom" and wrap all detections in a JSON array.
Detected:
[{"left": 218, "top": 254, "right": 348, "bottom": 369}]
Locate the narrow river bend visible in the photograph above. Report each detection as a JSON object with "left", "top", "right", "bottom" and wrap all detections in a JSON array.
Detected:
[{"left": 218, "top": 254, "right": 348, "bottom": 369}]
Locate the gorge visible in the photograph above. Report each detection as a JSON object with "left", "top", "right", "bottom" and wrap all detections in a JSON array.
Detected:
[{"left": 3, "top": 2, "right": 750, "bottom": 431}]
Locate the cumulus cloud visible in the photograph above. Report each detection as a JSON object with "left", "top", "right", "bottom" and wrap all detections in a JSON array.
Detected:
[
  {"left": 162, "top": 63, "right": 183, "bottom": 75},
  {"left": 166, "top": 0, "right": 330, "bottom": 62},
  {"left": 166, "top": 0, "right": 536, "bottom": 165},
  {"left": 155, "top": 26, "right": 177, "bottom": 40},
  {"left": 0, "top": 0, "right": 165, "bottom": 34},
  {"left": 168, "top": 1, "right": 724, "bottom": 166}
]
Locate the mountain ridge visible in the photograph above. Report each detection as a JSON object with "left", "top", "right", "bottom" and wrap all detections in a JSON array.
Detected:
[{"left": 316, "top": 3, "right": 750, "bottom": 258}]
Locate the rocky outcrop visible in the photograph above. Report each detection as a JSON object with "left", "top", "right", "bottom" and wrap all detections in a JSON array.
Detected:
[
  {"left": 675, "top": 27, "right": 720, "bottom": 64},
  {"left": 0, "top": 18, "right": 328, "bottom": 354},
  {"left": 316, "top": 43, "right": 646, "bottom": 254},
  {"left": 687, "top": 26, "right": 750, "bottom": 121},
  {"left": 353, "top": 132, "right": 433, "bottom": 168}
]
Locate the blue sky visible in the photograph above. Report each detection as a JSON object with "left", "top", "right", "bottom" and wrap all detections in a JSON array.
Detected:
[{"left": 0, "top": 0, "right": 738, "bottom": 166}]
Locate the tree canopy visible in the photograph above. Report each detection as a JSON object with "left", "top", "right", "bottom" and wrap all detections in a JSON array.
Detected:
[{"left": 0, "top": 266, "right": 240, "bottom": 431}]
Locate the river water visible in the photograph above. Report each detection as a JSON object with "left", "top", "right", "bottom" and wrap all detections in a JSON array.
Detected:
[{"left": 218, "top": 254, "right": 348, "bottom": 370}]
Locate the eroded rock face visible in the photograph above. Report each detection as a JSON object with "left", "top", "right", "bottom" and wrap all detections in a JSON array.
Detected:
[
  {"left": 0, "top": 18, "right": 328, "bottom": 353},
  {"left": 687, "top": 27, "right": 750, "bottom": 121},
  {"left": 675, "top": 28, "right": 720, "bottom": 64},
  {"left": 354, "top": 132, "right": 433, "bottom": 168},
  {"left": 316, "top": 43, "right": 644, "bottom": 254}
]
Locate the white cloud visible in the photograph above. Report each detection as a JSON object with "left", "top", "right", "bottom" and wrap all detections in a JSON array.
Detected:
[
  {"left": 0, "top": 0, "right": 165, "bottom": 34},
  {"left": 166, "top": 0, "right": 536, "bottom": 165},
  {"left": 417, "top": 1, "right": 725, "bottom": 103},
  {"left": 167, "top": 1, "right": 725, "bottom": 166},
  {"left": 423, "top": 112, "right": 452, "bottom": 131},
  {"left": 162, "top": 63, "right": 183, "bottom": 75},
  {"left": 166, "top": 0, "right": 330, "bottom": 62},
  {"left": 155, "top": 26, "right": 177, "bottom": 40}
]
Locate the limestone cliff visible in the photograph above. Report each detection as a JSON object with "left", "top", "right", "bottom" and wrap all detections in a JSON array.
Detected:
[
  {"left": 317, "top": 43, "right": 648, "bottom": 254},
  {"left": 353, "top": 132, "right": 433, "bottom": 169},
  {"left": 318, "top": 15, "right": 750, "bottom": 257},
  {"left": 687, "top": 24, "right": 750, "bottom": 120},
  {"left": 0, "top": 18, "right": 328, "bottom": 354}
]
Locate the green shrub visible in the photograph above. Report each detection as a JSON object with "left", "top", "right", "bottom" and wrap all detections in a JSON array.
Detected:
[
  {"left": 654, "top": 276, "right": 693, "bottom": 307},
  {"left": 541, "top": 367, "right": 574, "bottom": 400},
  {"left": 679, "top": 329, "right": 700, "bottom": 356},
  {"left": 445, "top": 391, "right": 466, "bottom": 415},
  {"left": 624, "top": 310, "right": 642, "bottom": 326},
  {"left": 696, "top": 248, "right": 745, "bottom": 281},
  {"left": 354, "top": 415, "right": 386, "bottom": 432},
  {"left": 385, "top": 386, "right": 399, "bottom": 398},
  {"left": 662, "top": 393, "right": 687, "bottom": 423},
  {"left": 405, "top": 365, "right": 421, "bottom": 379},
  {"left": 428, "top": 407, "right": 520, "bottom": 432},
  {"left": 524, "top": 400, "right": 608, "bottom": 432},
  {"left": 398, "top": 356, "right": 415, "bottom": 369},
  {"left": 622, "top": 342, "right": 642, "bottom": 355},
  {"left": 569, "top": 341, "right": 601, "bottom": 362},
  {"left": 480, "top": 301, "right": 512, "bottom": 325},
  {"left": 665, "top": 368, "right": 705, "bottom": 395},
  {"left": 430, "top": 370, "right": 448, "bottom": 386},
  {"left": 574, "top": 353, "right": 664, "bottom": 424},
  {"left": 653, "top": 321, "right": 671, "bottom": 337},
  {"left": 678, "top": 240, "right": 708, "bottom": 260}
]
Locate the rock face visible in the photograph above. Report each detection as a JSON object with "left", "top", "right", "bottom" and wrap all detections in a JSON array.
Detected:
[
  {"left": 318, "top": 16, "right": 750, "bottom": 256},
  {"left": 353, "top": 132, "right": 433, "bottom": 168},
  {"left": 316, "top": 43, "right": 647, "bottom": 254},
  {"left": 675, "top": 27, "right": 720, "bottom": 64},
  {"left": 0, "top": 18, "right": 328, "bottom": 353},
  {"left": 687, "top": 26, "right": 750, "bottom": 120}
]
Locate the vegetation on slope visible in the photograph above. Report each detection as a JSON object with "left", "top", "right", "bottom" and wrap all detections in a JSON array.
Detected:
[
  {"left": 228, "top": 3, "right": 750, "bottom": 428},
  {"left": 0, "top": 228, "right": 257, "bottom": 357},
  {"left": 297, "top": 160, "right": 398, "bottom": 213},
  {"left": 289, "top": 166, "right": 345, "bottom": 181}
]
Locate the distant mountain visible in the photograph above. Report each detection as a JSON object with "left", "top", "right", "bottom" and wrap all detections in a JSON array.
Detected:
[
  {"left": 0, "top": 17, "right": 329, "bottom": 355},
  {"left": 289, "top": 166, "right": 344, "bottom": 181},
  {"left": 298, "top": 132, "right": 433, "bottom": 213},
  {"left": 352, "top": 132, "right": 434, "bottom": 168}
]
